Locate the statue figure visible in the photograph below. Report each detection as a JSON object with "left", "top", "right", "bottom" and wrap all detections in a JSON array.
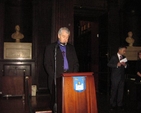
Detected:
[
  {"left": 11, "top": 25, "right": 24, "bottom": 42},
  {"left": 126, "top": 31, "right": 134, "bottom": 46}
]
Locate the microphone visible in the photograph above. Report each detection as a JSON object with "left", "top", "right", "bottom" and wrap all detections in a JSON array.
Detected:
[
  {"left": 54, "top": 43, "right": 58, "bottom": 112},
  {"left": 54, "top": 43, "right": 58, "bottom": 57}
]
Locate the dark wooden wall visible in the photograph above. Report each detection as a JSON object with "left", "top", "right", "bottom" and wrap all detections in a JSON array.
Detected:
[
  {"left": 0, "top": 0, "right": 53, "bottom": 91},
  {"left": 32, "top": 0, "right": 53, "bottom": 88},
  {"left": 0, "top": 0, "right": 75, "bottom": 91},
  {"left": 0, "top": 0, "right": 111, "bottom": 93},
  {"left": 0, "top": 2, "right": 4, "bottom": 59},
  {"left": 1, "top": 0, "right": 140, "bottom": 94},
  {"left": 51, "top": 0, "right": 74, "bottom": 43}
]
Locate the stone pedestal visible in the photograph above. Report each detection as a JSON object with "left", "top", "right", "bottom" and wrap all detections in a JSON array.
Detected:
[
  {"left": 125, "top": 46, "right": 141, "bottom": 60},
  {"left": 4, "top": 42, "right": 32, "bottom": 60}
]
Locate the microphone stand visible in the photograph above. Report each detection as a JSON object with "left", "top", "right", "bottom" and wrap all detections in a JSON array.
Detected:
[{"left": 54, "top": 44, "right": 58, "bottom": 112}]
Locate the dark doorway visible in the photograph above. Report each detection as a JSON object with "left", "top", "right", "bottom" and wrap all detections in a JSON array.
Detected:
[
  {"left": 73, "top": 8, "right": 109, "bottom": 93},
  {"left": 74, "top": 20, "right": 92, "bottom": 72},
  {"left": 73, "top": 14, "right": 99, "bottom": 90}
]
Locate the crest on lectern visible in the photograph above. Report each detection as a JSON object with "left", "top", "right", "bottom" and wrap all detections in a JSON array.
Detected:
[{"left": 73, "top": 76, "right": 86, "bottom": 92}]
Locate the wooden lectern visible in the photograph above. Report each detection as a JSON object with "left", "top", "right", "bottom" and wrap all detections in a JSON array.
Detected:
[{"left": 57, "top": 72, "right": 98, "bottom": 113}]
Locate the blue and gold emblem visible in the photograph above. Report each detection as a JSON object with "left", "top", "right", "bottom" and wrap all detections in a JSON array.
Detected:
[{"left": 73, "top": 76, "right": 86, "bottom": 92}]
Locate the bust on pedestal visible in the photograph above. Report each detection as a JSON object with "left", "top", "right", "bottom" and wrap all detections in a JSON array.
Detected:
[
  {"left": 4, "top": 25, "right": 32, "bottom": 60},
  {"left": 11, "top": 25, "right": 24, "bottom": 43},
  {"left": 125, "top": 31, "right": 141, "bottom": 60},
  {"left": 126, "top": 31, "right": 134, "bottom": 47}
]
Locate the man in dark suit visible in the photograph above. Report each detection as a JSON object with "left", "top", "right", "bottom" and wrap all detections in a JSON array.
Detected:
[
  {"left": 44, "top": 27, "right": 79, "bottom": 93},
  {"left": 108, "top": 46, "right": 127, "bottom": 111},
  {"left": 44, "top": 27, "right": 79, "bottom": 111}
]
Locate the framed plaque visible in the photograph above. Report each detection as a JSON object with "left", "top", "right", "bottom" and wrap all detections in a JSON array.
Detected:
[{"left": 4, "top": 42, "right": 32, "bottom": 60}]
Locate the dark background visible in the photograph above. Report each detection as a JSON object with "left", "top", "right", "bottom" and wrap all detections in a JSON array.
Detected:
[{"left": 0, "top": 0, "right": 141, "bottom": 94}]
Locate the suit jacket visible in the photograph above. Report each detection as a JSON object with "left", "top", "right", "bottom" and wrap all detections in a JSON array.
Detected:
[
  {"left": 135, "top": 60, "right": 141, "bottom": 82},
  {"left": 107, "top": 54, "right": 126, "bottom": 81},
  {"left": 44, "top": 42, "right": 79, "bottom": 90}
]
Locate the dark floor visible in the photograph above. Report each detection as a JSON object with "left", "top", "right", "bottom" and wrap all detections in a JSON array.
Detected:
[
  {"left": 0, "top": 93, "right": 52, "bottom": 113},
  {"left": 97, "top": 92, "right": 140, "bottom": 113},
  {"left": 0, "top": 87, "right": 141, "bottom": 113}
]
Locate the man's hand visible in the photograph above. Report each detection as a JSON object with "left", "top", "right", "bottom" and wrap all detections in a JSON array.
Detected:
[
  {"left": 117, "top": 62, "right": 121, "bottom": 67},
  {"left": 137, "top": 72, "right": 141, "bottom": 77},
  {"left": 120, "top": 62, "right": 126, "bottom": 66}
]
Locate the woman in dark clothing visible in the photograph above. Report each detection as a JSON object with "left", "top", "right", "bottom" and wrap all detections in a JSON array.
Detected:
[{"left": 136, "top": 50, "right": 141, "bottom": 110}]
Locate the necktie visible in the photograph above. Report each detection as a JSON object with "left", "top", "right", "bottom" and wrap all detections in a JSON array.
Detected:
[
  {"left": 62, "top": 51, "right": 69, "bottom": 70},
  {"left": 59, "top": 44, "right": 69, "bottom": 71},
  {"left": 120, "top": 55, "right": 122, "bottom": 60},
  {"left": 62, "top": 51, "right": 65, "bottom": 57}
]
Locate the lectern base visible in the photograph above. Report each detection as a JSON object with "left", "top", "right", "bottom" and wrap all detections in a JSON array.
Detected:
[{"left": 57, "top": 72, "right": 98, "bottom": 113}]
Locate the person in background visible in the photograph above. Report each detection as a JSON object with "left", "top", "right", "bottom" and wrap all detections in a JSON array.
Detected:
[
  {"left": 135, "top": 50, "right": 141, "bottom": 111},
  {"left": 107, "top": 46, "right": 127, "bottom": 111}
]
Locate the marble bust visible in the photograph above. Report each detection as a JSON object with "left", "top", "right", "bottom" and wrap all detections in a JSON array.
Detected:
[
  {"left": 11, "top": 25, "right": 24, "bottom": 42},
  {"left": 125, "top": 31, "right": 134, "bottom": 46}
]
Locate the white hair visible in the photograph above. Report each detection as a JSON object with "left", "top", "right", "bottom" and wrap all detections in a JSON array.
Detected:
[{"left": 58, "top": 27, "right": 70, "bottom": 35}]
